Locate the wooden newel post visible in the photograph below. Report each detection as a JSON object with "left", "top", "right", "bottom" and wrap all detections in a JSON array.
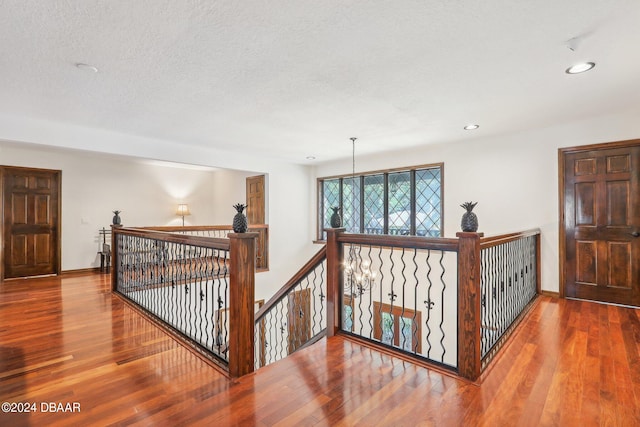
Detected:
[
  {"left": 228, "top": 232, "right": 258, "bottom": 378},
  {"left": 456, "top": 231, "right": 484, "bottom": 381},
  {"left": 111, "top": 225, "right": 120, "bottom": 292},
  {"left": 325, "top": 228, "right": 345, "bottom": 337}
]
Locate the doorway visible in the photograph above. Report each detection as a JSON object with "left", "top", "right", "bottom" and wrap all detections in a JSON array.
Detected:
[
  {"left": 1, "top": 166, "right": 61, "bottom": 280},
  {"left": 559, "top": 139, "right": 640, "bottom": 306}
]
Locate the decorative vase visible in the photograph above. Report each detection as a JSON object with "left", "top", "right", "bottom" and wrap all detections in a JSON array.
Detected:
[
  {"left": 112, "top": 210, "right": 122, "bottom": 226},
  {"left": 330, "top": 207, "right": 342, "bottom": 228},
  {"left": 460, "top": 202, "right": 478, "bottom": 232},
  {"left": 232, "top": 203, "right": 248, "bottom": 233}
]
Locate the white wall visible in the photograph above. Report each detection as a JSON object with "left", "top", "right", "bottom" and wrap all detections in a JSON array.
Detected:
[
  {"left": 0, "top": 135, "right": 318, "bottom": 301},
  {"left": 312, "top": 106, "right": 640, "bottom": 293},
  {"left": 0, "top": 143, "right": 221, "bottom": 270}
]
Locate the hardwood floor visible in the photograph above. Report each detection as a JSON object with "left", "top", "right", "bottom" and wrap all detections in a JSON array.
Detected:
[{"left": 1, "top": 273, "right": 639, "bottom": 426}]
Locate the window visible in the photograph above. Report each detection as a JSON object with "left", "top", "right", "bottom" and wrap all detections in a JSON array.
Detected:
[
  {"left": 373, "top": 302, "right": 422, "bottom": 353},
  {"left": 342, "top": 295, "right": 354, "bottom": 332},
  {"left": 318, "top": 164, "right": 442, "bottom": 240}
]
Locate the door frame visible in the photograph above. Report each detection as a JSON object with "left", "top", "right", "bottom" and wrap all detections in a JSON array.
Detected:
[
  {"left": 558, "top": 138, "right": 640, "bottom": 300},
  {"left": 0, "top": 165, "right": 62, "bottom": 281},
  {"left": 246, "top": 174, "right": 266, "bottom": 225}
]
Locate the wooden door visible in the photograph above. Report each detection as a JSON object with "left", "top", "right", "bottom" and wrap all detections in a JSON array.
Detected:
[
  {"left": 246, "top": 175, "right": 265, "bottom": 225},
  {"left": 561, "top": 141, "right": 640, "bottom": 306},
  {"left": 2, "top": 167, "right": 61, "bottom": 279},
  {"left": 287, "top": 288, "right": 311, "bottom": 353}
]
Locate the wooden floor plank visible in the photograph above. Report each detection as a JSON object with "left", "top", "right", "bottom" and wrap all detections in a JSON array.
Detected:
[{"left": 1, "top": 273, "right": 640, "bottom": 426}]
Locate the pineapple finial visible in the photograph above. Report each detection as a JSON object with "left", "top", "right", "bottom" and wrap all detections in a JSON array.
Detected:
[
  {"left": 232, "top": 203, "right": 248, "bottom": 233},
  {"left": 460, "top": 201, "right": 479, "bottom": 232},
  {"left": 460, "top": 201, "right": 478, "bottom": 212}
]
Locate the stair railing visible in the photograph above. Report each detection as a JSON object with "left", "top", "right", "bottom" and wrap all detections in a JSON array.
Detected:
[{"left": 253, "top": 246, "right": 327, "bottom": 369}]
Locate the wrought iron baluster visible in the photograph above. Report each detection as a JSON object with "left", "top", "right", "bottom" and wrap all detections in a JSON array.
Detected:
[
  {"left": 424, "top": 249, "right": 433, "bottom": 359},
  {"left": 438, "top": 250, "right": 447, "bottom": 364},
  {"left": 411, "top": 248, "right": 419, "bottom": 354}
]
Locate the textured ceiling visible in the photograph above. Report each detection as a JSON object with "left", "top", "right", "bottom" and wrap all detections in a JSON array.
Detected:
[{"left": 1, "top": 0, "right": 639, "bottom": 164}]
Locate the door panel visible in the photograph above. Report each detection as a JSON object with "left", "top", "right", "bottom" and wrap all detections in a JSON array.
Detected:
[
  {"left": 609, "top": 242, "right": 631, "bottom": 287},
  {"left": 575, "top": 183, "right": 595, "bottom": 225},
  {"left": 562, "top": 142, "right": 640, "bottom": 306},
  {"left": 287, "top": 288, "right": 310, "bottom": 354},
  {"left": 575, "top": 241, "right": 596, "bottom": 284},
  {"left": 2, "top": 167, "right": 60, "bottom": 279},
  {"left": 12, "top": 194, "right": 28, "bottom": 224},
  {"left": 11, "top": 234, "right": 28, "bottom": 266},
  {"left": 34, "top": 195, "right": 51, "bottom": 224}
]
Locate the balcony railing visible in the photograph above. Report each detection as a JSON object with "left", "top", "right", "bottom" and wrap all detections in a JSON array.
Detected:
[
  {"left": 112, "top": 225, "right": 540, "bottom": 381},
  {"left": 140, "top": 225, "right": 268, "bottom": 270},
  {"left": 112, "top": 226, "right": 258, "bottom": 378}
]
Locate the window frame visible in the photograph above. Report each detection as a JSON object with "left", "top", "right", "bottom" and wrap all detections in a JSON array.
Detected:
[{"left": 316, "top": 162, "right": 444, "bottom": 241}]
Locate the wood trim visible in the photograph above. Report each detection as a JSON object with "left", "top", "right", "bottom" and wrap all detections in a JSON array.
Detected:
[
  {"left": 440, "top": 163, "right": 445, "bottom": 236},
  {"left": 62, "top": 268, "right": 101, "bottom": 276},
  {"left": 227, "top": 232, "right": 258, "bottom": 378},
  {"left": 540, "top": 290, "right": 559, "bottom": 298},
  {"left": 246, "top": 174, "right": 266, "bottom": 226},
  {"left": 558, "top": 137, "right": 640, "bottom": 154},
  {"left": 479, "top": 228, "right": 541, "bottom": 249},
  {"left": 326, "top": 228, "right": 345, "bottom": 337},
  {"left": 142, "top": 224, "right": 268, "bottom": 232},
  {"left": 336, "top": 232, "right": 459, "bottom": 252},
  {"left": 254, "top": 245, "right": 327, "bottom": 322},
  {"left": 558, "top": 148, "right": 567, "bottom": 298},
  {"left": 56, "top": 169, "right": 62, "bottom": 276},
  {"left": 456, "top": 231, "right": 483, "bottom": 381},
  {"left": 557, "top": 138, "right": 640, "bottom": 300},
  {"left": 318, "top": 161, "right": 444, "bottom": 181},
  {"left": 113, "top": 227, "right": 230, "bottom": 250}
]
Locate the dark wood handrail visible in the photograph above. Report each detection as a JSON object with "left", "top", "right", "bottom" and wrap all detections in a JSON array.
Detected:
[
  {"left": 255, "top": 246, "right": 327, "bottom": 323},
  {"left": 113, "top": 226, "right": 230, "bottom": 250},
  {"left": 479, "top": 228, "right": 541, "bottom": 249},
  {"left": 141, "top": 224, "right": 269, "bottom": 232},
  {"left": 134, "top": 224, "right": 269, "bottom": 270},
  {"left": 336, "top": 233, "right": 460, "bottom": 252}
]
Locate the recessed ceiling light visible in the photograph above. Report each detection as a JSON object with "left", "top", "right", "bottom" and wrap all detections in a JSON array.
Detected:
[
  {"left": 75, "top": 63, "right": 98, "bottom": 73},
  {"left": 565, "top": 62, "right": 595, "bottom": 74},
  {"left": 464, "top": 124, "right": 479, "bottom": 130},
  {"left": 306, "top": 156, "right": 316, "bottom": 160}
]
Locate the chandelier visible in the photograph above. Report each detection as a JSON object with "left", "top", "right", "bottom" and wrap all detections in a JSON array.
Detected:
[{"left": 344, "top": 259, "right": 376, "bottom": 297}]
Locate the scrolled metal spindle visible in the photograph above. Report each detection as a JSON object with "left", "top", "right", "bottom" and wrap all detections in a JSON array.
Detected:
[
  {"left": 437, "top": 250, "right": 446, "bottom": 363},
  {"left": 424, "top": 250, "right": 433, "bottom": 358}
]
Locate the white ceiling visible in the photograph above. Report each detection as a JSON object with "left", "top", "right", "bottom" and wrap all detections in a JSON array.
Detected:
[{"left": 1, "top": 0, "right": 639, "bottom": 164}]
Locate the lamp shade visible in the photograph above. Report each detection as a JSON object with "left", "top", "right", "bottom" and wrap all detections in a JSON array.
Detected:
[{"left": 176, "top": 204, "right": 191, "bottom": 216}]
